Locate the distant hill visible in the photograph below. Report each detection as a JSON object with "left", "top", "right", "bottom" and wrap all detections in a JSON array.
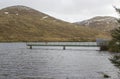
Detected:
[
  {"left": 0, "top": 5, "right": 112, "bottom": 42},
  {"left": 75, "top": 16, "right": 119, "bottom": 32}
]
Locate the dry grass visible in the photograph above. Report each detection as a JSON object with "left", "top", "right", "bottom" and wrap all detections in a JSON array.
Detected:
[{"left": 0, "top": 5, "right": 111, "bottom": 42}]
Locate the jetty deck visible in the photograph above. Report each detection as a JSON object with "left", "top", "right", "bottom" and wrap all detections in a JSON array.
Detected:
[{"left": 26, "top": 42, "right": 99, "bottom": 50}]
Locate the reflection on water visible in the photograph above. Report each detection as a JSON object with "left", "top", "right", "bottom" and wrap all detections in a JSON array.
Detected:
[
  {"left": 110, "top": 55, "right": 120, "bottom": 68},
  {"left": 0, "top": 43, "right": 119, "bottom": 79},
  {"left": 109, "top": 55, "right": 120, "bottom": 78}
]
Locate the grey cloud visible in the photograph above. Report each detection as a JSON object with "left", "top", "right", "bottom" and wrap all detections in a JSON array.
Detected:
[{"left": 0, "top": 0, "right": 119, "bottom": 22}]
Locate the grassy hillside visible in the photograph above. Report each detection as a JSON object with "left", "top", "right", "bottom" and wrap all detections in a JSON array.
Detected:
[
  {"left": 74, "top": 16, "right": 120, "bottom": 40},
  {"left": 0, "top": 5, "right": 110, "bottom": 42}
]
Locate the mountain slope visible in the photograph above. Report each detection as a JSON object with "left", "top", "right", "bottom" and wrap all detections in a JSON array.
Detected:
[
  {"left": 0, "top": 5, "right": 109, "bottom": 42},
  {"left": 75, "top": 16, "right": 119, "bottom": 32}
]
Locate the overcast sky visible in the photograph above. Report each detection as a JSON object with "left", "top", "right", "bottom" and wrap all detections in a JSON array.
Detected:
[{"left": 0, "top": 0, "right": 120, "bottom": 22}]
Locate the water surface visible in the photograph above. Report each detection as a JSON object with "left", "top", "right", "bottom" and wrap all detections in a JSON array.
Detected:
[{"left": 0, "top": 43, "right": 119, "bottom": 79}]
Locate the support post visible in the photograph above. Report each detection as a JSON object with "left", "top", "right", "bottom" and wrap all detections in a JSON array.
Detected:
[
  {"left": 63, "top": 46, "right": 66, "bottom": 50},
  {"left": 30, "top": 45, "right": 32, "bottom": 49}
]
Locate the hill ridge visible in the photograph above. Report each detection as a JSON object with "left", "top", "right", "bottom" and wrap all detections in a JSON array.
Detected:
[
  {"left": 75, "top": 16, "right": 119, "bottom": 32},
  {"left": 0, "top": 6, "right": 111, "bottom": 42}
]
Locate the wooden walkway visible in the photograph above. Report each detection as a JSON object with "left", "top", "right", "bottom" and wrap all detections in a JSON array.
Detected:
[{"left": 26, "top": 42, "right": 99, "bottom": 50}]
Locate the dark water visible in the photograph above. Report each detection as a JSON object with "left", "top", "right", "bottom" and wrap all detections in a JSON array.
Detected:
[{"left": 0, "top": 43, "right": 119, "bottom": 79}]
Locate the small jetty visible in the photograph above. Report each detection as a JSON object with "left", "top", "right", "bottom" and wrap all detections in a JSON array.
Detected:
[{"left": 26, "top": 41, "right": 108, "bottom": 50}]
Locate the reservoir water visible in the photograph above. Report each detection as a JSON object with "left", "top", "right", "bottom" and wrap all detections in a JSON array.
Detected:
[{"left": 0, "top": 43, "right": 119, "bottom": 79}]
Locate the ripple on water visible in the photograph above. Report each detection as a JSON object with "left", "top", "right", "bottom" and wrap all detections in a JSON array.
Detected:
[{"left": 0, "top": 43, "right": 119, "bottom": 79}]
